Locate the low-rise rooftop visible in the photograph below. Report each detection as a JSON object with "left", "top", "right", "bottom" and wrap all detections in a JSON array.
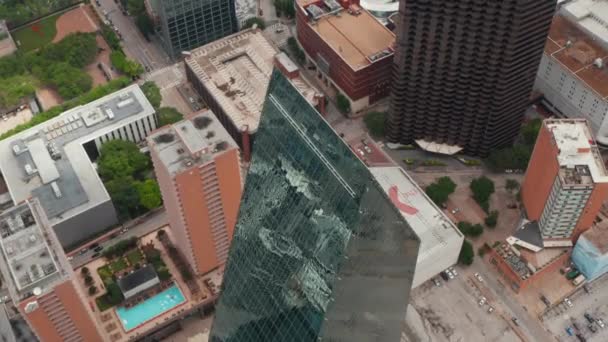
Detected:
[
  {"left": 185, "top": 29, "right": 320, "bottom": 134},
  {"left": 545, "top": 119, "right": 608, "bottom": 184},
  {"left": 0, "top": 200, "right": 69, "bottom": 303},
  {"left": 147, "top": 110, "right": 238, "bottom": 175},
  {"left": 561, "top": 0, "right": 608, "bottom": 48},
  {"left": 0, "top": 84, "right": 155, "bottom": 227},
  {"left": 544, "top": 15, "right": 608, "bottom": 99},
  {"left": 369, "top": 166, "right": 463, "bottom": 261},
  {"left": 296, "top": 0, "right": 395, "bottom": 70}
]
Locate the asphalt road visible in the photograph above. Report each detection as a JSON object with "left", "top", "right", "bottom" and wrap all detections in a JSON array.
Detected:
[
  {"left": 92, "top": 0, "right": 169, "bottom": 72},
  {"left": 70, "top": 209, "right": 168, "bottom": 269},
  {"left": 472, "top": 260, "right": 555, "bottom": 342}
]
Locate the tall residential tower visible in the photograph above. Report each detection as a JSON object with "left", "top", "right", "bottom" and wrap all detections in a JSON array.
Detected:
[
  {"left": 387, "top": 0, "right": 557, "bottom": 156},
  {"left": 148, "top": 111, "right": 242, "bottom": 275},
  {"left": 210, "top": 70, "right": 420, "bottom": 342},
  {"left": 522, "top": 119, "right": 608, "bottom": 245}
]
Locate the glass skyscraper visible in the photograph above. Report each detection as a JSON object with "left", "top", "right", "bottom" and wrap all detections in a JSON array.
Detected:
[
  {"left": 210, "top": 70, "right": 420, "bottom": 342},
  {"left": 151, "top": 0, "right": 238, "bottom": 58}
]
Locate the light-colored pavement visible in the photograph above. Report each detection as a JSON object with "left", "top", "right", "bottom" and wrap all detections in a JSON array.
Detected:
[
  {"left": 543, "top": 274, "right": 608, "bottom": 341},
  {"left": 92, "top": 0, "right": 169, "bottom": 71},
  {"left": 70, "top": 209, "right": 168, "bottom": 269}
]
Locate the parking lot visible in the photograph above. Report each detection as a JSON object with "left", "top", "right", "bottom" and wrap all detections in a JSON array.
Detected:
[
  {"left": 543, "top": 275, "right": 608, "bottom": 341},
  {"left": 403, "top": 269, "right": 523, "bottom": 342}
]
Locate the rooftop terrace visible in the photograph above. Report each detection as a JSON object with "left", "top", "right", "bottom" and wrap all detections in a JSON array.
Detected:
[
  {"left": 544, "top": 15, "right": 608, "bottom": 99},
  {"left": 185, "top": 29, "right": 319, "bottom": 135},
  {"left": 369, "top": 167, "right": 463, "bottom": 261},
  {"left": 0, "top": 201, "right": 68, "bottom": 302},
  {"left": 545, "top": 119, "right": 608, "bottom": 184},
  {"left": 297, "top": 0, "right": 395, "bottom": 70},
  {"left": 0, "top": 85, "right": 155, "bottom": 225},
  {"left": 147, "top": 110, "right": 238, "bottom": 175}
]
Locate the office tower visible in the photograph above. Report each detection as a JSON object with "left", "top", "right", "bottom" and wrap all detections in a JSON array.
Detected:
[
  {"left": 151, "top": 0, "right": 238, "bottom": 58},
  {"left": 210, "top": 70, "right": 420, "bottom": 342},
  {"left": 295, "top": 0, "right": 395, "bottom": 114},
  {"left": 148, "top": 111, "right": 242, "bottom": 275},
  {"left": 0, "top": 200, "right": 104, "bottom": 341},
  {"left": 522, "top": 119, "right": 608, "bottom": 244},
  {"left": 388, "top": 0, "right": 557, "bottom": 156},
  {"left": 534, "top": 6, "right": 608, "bottom": 145}
]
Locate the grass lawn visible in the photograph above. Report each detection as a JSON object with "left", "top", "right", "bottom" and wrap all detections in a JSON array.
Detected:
[
  {"left": 110, "top": 258, "right": 128, "bottom": 273},
  {"left": 97, "top": 265, "right": 113, "bottom": 285},
  {"left": 126, "top": 249, "right": 143, "bottom": 265},
  {"left": 11, "top": 13, "right": 60, "bottom": 52}
]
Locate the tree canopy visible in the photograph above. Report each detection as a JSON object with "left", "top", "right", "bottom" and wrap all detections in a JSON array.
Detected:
[
  {"left": 458, "top": 240, "right": 474, "bottom": 266},
  {"left": 242, "top": 17, "right": 266, "bottom": 30},
  {"left": 470, "top": 176, "right": 495, "bottom": 212},
  {"left": 336, "top": 93, "right": 350, "bottom": 114},
  {"left": 485, "top": 119, "right": 542, "bottom": 172},
  {"left": 274, "top": 0, "right": 296, "bottom": 17},
  {"left": 97, "top": 140, "right": 149, "bottom": 181},
  {"left": 485, "top": 210, "right": 499, "bottom": 228},
  {"left": 364, "top": 111, "right": 386, "bottom": 138},
  {"left": 136, "top": 179, "right": 162, "bottom": 210},
  {"left": 457, "top": 221, "right": 484, "bottom": 238},
  {"left": 505, "top": 179, "right": 520, "bottom": 193},
  {"left": 425, "top": 176, "right": 456, "bottom": 207},
  {"left": 110, "top": 51, "right": 144, "bottom": 78},
  {"left": 141, "top": 81, "right": 161, "bottom": 109},
  {"left": 158, "top": 107, "right": 183, "bottom": 126}
]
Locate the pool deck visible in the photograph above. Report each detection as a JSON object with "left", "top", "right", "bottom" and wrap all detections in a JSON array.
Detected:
[{"left": 77, "top": 227, "right": 221, "bottom": 342}]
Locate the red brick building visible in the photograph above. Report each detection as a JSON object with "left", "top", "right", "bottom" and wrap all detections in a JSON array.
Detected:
[{"left": 295, "top": 0, "right": 394, "bottom": 114}]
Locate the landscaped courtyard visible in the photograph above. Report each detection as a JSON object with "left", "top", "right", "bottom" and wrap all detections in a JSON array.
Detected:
[
  {"left": 11, "top": 13, "right": 60, "bottom": 52},
  {"left": 93, "top": 237, "right": 172, "bottom": 312}
]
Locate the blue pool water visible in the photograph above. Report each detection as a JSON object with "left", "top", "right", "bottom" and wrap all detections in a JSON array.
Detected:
[{"left": 116, "top": 284, "right": 186, "bottom": 331}]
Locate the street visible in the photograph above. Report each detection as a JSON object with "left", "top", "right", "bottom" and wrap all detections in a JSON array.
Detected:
[
  {"left": 70, "top": 209, "right": 168, "bottom": 269},
  {"left": 92, "top": 0, "right": 169, "bottom": 71}
]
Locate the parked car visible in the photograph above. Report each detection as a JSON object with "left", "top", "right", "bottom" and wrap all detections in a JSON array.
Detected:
[
  {"left": 78, "top": 248, "right": 88, "bottom": 255},
  {"left": 448, "top": 267, "right": 458, "bottom": 276},
  {"left": 440, "top": 271, "right": 449, "bottom": 281},
  {"left": 67, "top": 256, "right": 74, "bottom": 261},
  {"left": 432, "top": 278, "right": 441, "bottom": 287},
  {"left": 91, "top": 252, "right": 101, "bottom": 259},
  {"left": 90, "top": 242, "right": 99, "bottom": 249},
  {"left": 597, "top": 318, "right": 605, "bottom": 328},
  {"left": 566, "top": 327, "right": 574, "bottom": 336},
  {"left": 478, "top": 296, "right": 486, "bottom": 306},
  {"left": 584, "top": 313, "right": 595, "bottom": 324},
  {"left": 487, "top": 306, "right": 494, "bottom": 313},
  {"left": 540, "top": 295, "right": 551, "bottom": 307},
  {"left": 93, "top": 246, "right": 103, "bottom": 253},
  {"left": 474, "top": 273, "right": 484, "bottom": 282},
  {"left": 511, "top": 317, "right": 519, "bottom": 326},
  {"left": 564, "top": 297, "right": 573, "bottom": 308},
  {"left": 446, "top": 269, "right": 454, "bottom": 280}
]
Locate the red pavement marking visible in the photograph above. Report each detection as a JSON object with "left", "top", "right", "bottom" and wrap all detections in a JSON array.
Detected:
[{"left": 389, "top": 185, "right": 419, "bottom": 215}]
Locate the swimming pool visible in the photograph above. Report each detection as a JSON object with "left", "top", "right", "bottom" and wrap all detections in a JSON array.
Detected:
[{"left": 115, "top": 284, "right": 186, "bottom": 331}]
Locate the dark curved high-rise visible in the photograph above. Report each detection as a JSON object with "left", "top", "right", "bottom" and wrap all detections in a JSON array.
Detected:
[{"left": 387, "top": 0, "right": 556, "bottom": 156}]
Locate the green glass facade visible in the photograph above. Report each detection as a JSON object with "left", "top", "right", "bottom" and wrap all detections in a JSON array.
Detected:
[
  {"left": 153, "top": 0, "right": 237, "bottom": 58},
  {"left": 210, "top": 70, "right": 420, "bottom": 342}
]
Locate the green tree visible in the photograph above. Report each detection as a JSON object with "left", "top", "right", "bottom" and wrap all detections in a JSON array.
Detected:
[
  {"left": 98, "top": 140, "right": 150, "bottom": 181},
  {"left": 505, "top": 179, "right": 520, "bottom": 194},
  {"left": 135, "top": 13, "right": 155, "bottom": 39},
  {"left": 158, "top": 107, "right": 183, "bottom": 126},
  {"left": 336, "top": 93, "right": 350, "bottom": 114},
  {"left": 84, "top": 275, "right": 94, "bottom": 285},
  {"left": 457, "top": 222, "right": 483, "bottom": 238},
  {"left": 101, "top": 25, "right": 122, "bottom": 52},
  {"left": 106, "top": 177, "right": 140, "bottom": 219},
  {"left": 522, "top": 118, "right": 542, "bottom": 146},
  {"left": 106, "top": 282, "right": 124, "bottom": 304},
  {"left": 364, "top": 111, "right": 386, "bottom": 138},
  {"left": 458, "top": 240, "right": 474, "bottom": 266},
  {"left": 425, "top": 176, "right": 456, "bottom": 206},
  {"left": 485, "top": 210, "right": 499, "bottom": 228},
  {"left": 43, "top": 62, "right": 93, "bottom": 99},
  {"left": 88, "top": 286, "right": 98, "bottom": 295},
  {"left": 470, "top": 176, "right": 495, "bottom": 212},
  {"left": 41, "top": 32, "right": 98, "bottom": 68},
  {"left": 136, "top": 179, "right": 162, "bottom": 210},
  {"left": 110, "top": 51, "right": 144, "bottom": 78},
  {"left": 0, "top": 75, "right": 37, "bottom": 107},
  {"left": 81, "top": 267, "right": 90, "bottom": 275},
  {"left": 127, "top": 0, "right": 146, "bottom": 15},
  {"left": 242, "top": 17, "right": 266, "bottom": 30},
  {"left": 141, "top": 81, "right": 161, "bottom": 109},
  {"left": 286, "top": 37, "right": 305, "bottom": 64}
]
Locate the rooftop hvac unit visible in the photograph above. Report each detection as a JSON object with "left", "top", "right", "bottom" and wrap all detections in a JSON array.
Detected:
[
  {"left": 105, "top": 108, "right": 115, "bottom": 120},
  {"left": 24, "top": 164, "right": 37, "bottom": 175},
  {"left": 117, "top": 98, "right": 134, "bottom": 108},
  {"left": 24, "top": 301, "right": 39, "bottom": 313},
  {"left": 51, "top": 182, "right": 62, "bottom": 199},
  {"left": 594, "top": 58, "right": 604, "bottom": 69}
]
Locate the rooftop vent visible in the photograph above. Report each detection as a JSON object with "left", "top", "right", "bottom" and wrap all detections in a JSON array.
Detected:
[
  {"left": 154, "top": 133, "right": 175, "bottom": 144},
  {"left": 194, "top": 116, "right": 213, "bottom": 130},
  {"left": 206, "top": 131, "right": 215, "bottom": 139},
  {"left": 24, "top": 301, "right": 38, "bottom": 313},
  {"left": 117, "top": 98, "right": 134, "bottom": 109},
  {"left": 215, "top": 141, "right": 229, "bottom": 151}
]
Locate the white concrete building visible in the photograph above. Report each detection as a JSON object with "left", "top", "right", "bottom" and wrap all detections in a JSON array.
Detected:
[
  {"left": 534, "top": 11, "right": 608, "bottom": 145},
  {"left": 370, "top": 166, "right": 464, "bottom": 287},
  {"left": 0, "top": 85, "right": 157, "bottom": 247}
]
